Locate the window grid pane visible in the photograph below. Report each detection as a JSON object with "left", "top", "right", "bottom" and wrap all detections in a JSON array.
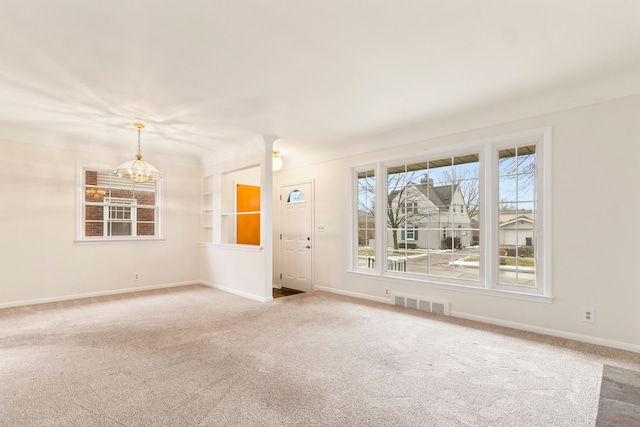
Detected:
[{"left": 498, "top": 145, "right": 536, "bottom": 287}]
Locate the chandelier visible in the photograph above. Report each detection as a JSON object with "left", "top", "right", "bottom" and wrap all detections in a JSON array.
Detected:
[{"left": 113, "top": 123, "right": 161, "bottom": 183}]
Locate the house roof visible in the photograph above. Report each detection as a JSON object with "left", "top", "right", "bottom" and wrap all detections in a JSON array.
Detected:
[
  {"left": 1, "top": 2, "right": 640, "bottom": 166},
  {"left": 415, "top": 183, "right": 457, "bottom": 209},
  {"left": 499, "top": 216, "right": 534, "bottom": 227}
]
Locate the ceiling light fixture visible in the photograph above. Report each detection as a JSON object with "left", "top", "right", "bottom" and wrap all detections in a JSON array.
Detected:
[
  {"left": 113, "top": 123, "right": 161, "bottom": 183},
  {"left": 272, "top": 151, "right": 283, "bottom": 171}
]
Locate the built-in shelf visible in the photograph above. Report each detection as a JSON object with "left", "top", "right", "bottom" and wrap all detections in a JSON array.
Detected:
[{"left": 201, "top": 176, "right": 214, "bottom": 243}]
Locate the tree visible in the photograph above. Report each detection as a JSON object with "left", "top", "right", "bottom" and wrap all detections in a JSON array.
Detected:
[
  {"left": 357, "top": 171, "right": 376, "bottom": 246},
  {"left": 438, "top": 167, "right": 480, "bottom": 222},
  {"left": 498, "top": 149, "right": 535, "bottom": 203}
]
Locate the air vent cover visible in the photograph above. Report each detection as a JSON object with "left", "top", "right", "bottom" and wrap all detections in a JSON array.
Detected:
[{"left": 392, "top": 294, "right": 449, "bottom": 316}]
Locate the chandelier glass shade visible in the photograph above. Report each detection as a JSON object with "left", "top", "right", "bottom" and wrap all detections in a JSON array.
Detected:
[{"left": 113, "top": 123, "right": 161, "bottom": 183}]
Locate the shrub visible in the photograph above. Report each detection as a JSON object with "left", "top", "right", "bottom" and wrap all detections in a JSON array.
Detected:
[
  {"left": 441, "top": 237, "right": 461, "bottom": 249},
  {"left": 399, "top": 243, "right": 417, "bottom": 249},
  {"left": 501, "top": 245, "right": 534, "bottom": 257}
]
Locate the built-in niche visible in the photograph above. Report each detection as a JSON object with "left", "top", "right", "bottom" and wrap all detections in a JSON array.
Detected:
[{"left": 221, "top": 165, "right": 261, "bottom": 245}]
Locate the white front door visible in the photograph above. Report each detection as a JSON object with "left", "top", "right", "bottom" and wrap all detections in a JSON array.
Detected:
[{"left": 280, "top": 182, "right": 313, "bottom": 292}]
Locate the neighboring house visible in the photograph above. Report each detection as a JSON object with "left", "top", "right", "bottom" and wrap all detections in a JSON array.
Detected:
[
  {"left": 499, "top": 215, "right": 535, "bottom": 247},
  {"left": 499, "top": 209, "right": 534, "bottom": 224},
  {"left": 357, "top": 209, "right": 375, "bottom": 246},
  {"left": 389, "top": 177, "right": 472, "bottom": 249}
]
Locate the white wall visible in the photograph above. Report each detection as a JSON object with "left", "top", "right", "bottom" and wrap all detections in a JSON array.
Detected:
[
  {"left": 2, "top": 95, "right": 637, "bottom": 351},
  {"left": 198, "top": 144, "right": 273, "bottom": 302},
  {"left": 0, "top": 139, "right": 201, "bottom": 306},
  {"left": 273, "top": 94, "right": 640, "bottom": 351}
]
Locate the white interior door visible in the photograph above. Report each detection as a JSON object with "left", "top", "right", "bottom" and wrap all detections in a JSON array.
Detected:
[{"left": 281, "top": 182, "right": 313, "bottom": 292}]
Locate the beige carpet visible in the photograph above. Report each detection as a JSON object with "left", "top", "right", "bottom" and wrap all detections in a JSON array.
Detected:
[{"left": 1, "top": 285, "right": 639, "bottom": 426}]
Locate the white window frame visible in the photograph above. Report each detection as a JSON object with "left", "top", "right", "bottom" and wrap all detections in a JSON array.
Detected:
[
  {"left": 348, "top": 127, "right": 552, "bottom": 302},
  {"left": 352, "top": 164, "right": 380, "bottom": 273},
  {"left": 75, "top": 162, "right": 163, "bottom": 243}
]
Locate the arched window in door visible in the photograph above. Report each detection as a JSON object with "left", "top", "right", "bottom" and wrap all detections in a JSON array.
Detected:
[{"left": 287, "top": 190, "right": 305, "bottom": 203}]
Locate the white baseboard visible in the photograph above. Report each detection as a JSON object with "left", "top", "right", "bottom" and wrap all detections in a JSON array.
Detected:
[
  {"left": 314, "top": 285, "right": 391, "bottom": 305},
  {"left": 450, "top": 311, "right": 640, "bottom": 354},
  {"left": 0, "top": 281, "right": 201, "bottom": 309},
  {"left": 200, "top": 281, "right": 273, "bottom": 303},
  {"left": 313, "top": 285, "right": 640, "bottom": 354}
]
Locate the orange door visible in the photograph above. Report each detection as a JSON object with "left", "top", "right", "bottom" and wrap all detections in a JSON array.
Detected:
[{"left": 236, "top": 184, "right": 260, "bottom": 245}]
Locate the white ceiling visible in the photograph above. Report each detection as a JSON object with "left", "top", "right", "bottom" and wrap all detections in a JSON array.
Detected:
[{"left": 1, "top": 1, "right": 640, "bottom": 167}]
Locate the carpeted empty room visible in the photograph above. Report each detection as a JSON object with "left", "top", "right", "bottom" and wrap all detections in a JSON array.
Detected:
[{"left": 1, "top": 285, "right": 639, "bottom": 426}]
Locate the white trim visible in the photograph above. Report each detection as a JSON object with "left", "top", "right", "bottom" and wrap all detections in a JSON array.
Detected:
[
  {"left": 490, "top": 127, "right": 551, "bottom": 295},
  {"left": 200, "top": 280, "right": 273, "bottom": 303},
  {"left": 349, "top": 163, "right": 380, "bottom": 274},
  {"left": 450, "top": 311, "right": 640, "bottom": 354},
  {"left": 0, "top": 281, "right": 199, "bottom": 309}
]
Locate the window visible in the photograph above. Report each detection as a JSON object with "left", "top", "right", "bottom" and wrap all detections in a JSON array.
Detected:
[
  {"left": 105, "top": 197, "right": 135, "bottom": 236},
  {"left": 401, "top": 202, "right": 418, "bottom": 214},
  {"left": 350, "top": 128, "right": 551, "bottom": 299},
  {"left": 403, "top": 226, "right": 417, "bottom": 241},
  {"left": 385, "top": 154, "right": 480, "bottom": 280},
  {"left": 287, "top": 190, "right": 305, "bottom": 203},
  {"left": 356, "top": 168, "right": 376, "bottom": 269},
  {"left": 79, "top": 168, "right": 160, "bottom": 240}
]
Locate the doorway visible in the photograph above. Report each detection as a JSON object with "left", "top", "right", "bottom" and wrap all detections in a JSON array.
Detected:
[{"left": 280, "top": 182, "right": 313, "bottom": 292}]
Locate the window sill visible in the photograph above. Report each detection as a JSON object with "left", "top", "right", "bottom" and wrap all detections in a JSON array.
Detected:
[
  {"left": 346, "top": 269, "right": 553, "bottom": 304},
  {"left": 74, "top": 237, "right": 165, "bottom": 245}
]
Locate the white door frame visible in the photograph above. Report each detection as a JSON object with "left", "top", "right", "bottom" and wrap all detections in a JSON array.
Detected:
[{"left": 278, "top": 179, "right": 314, "bottom": 291}]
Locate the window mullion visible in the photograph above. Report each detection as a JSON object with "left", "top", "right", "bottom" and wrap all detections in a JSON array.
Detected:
[
  {"left": 377, "top": 161, "right": 386, "bottom": 275},
  {"left": 132, "top": 204, "right": 138, "bottom": 237},
  {"left": 483, "top": 144, "right": 496, "bottom": 290}
]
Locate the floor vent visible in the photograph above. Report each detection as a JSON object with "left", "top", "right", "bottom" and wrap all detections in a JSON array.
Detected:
[{"left": 393, "top": 294, "right": 450, "bottom": 316}]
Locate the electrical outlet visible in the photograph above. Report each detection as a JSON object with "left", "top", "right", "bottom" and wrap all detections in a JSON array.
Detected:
[
  {"left": 134, "top": 272, "right": 140, "bottom": 281},
  {"left": 582, "top": 307, "right": 595, "bottom": 323},
  {"left": 384, "top": 288, "right": 390, "bottom": 296}
]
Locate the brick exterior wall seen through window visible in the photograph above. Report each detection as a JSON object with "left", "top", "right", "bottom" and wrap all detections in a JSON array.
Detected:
[{"left": 83, "top": 169, "right": 158, "bottom": 237}]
